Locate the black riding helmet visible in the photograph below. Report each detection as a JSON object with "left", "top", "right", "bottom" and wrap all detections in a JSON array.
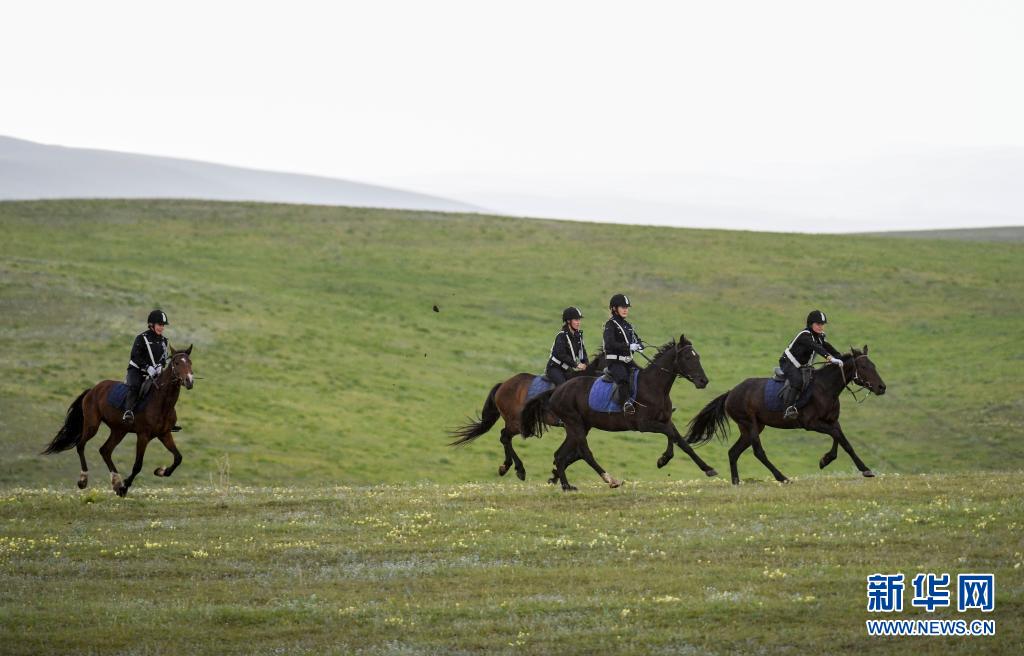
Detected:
[
  {"left": 562, "top": 306, "right": 583, "bottom": 322},
  {"left": 806, "top": 310, "right": 827, "bottom": 326},
  {"left": 148, "top": 309, "right": 169, "bottom": 326},
  {"left": 609, "top": 293, "right": 631, "bottom": 309}
]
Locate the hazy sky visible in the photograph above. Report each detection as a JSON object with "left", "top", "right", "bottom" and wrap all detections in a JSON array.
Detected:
[{"left": 4, "top": 1, "right": 1023, "bottom": 229}]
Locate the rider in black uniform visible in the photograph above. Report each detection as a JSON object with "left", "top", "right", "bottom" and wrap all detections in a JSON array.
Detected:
[
  {"left": 123, "top": 310, "right": 181, "bottom": 431},
  {"left": 603, "top": 294, "right": 643, "bottom": 415},
  {"left": 546, "top": 306, "right": 588, "bottom": 385},
  {"left": 780, "top": 309, "right": 843, "bottom": 419}
]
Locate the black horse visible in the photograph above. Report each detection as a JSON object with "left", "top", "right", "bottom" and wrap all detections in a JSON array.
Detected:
[
  {"left": 520, "top": 335, "right": 716, "bottom": 491},
  {"left": 685, "top": 346, "right": 886, "bottom": 485}
]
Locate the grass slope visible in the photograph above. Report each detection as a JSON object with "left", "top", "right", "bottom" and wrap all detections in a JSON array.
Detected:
[
  {"left": 0, "top": 200, "right": 1021, "bottom": 489},
  {"left": 1, "top": 473, "right": 1021, "bottom": 654}
]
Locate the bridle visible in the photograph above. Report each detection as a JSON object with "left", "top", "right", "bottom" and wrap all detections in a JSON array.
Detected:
[
  {"left": 842, "top": 354, "right": 875, "bottom": 403},
  {"left": 637, "top": 343, "right": 701, "bottom": 382},
  {"left": 153, "top": 353, "right": 191, "bottom": 390}
]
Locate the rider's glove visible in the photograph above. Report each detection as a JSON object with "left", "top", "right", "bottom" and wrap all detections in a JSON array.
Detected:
[
  {"left": 629, "top": 343, "right": 642, "bottom": 352},
  {"left": 829, "top": 356, "right": 843, "bottom": 365},
  {"left": 146, "top": 365, "right": 158, "bottom": 377}
]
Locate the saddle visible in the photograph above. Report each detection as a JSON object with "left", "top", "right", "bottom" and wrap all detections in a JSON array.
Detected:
[
  {"left": 108, "top": 377, "right": 156, "bottom": 412},
  {"left": 770, "top": 366, "right": 813, "bottom": 407}
]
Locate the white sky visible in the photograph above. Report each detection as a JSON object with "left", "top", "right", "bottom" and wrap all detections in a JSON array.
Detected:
[{"left": 4, "top": 1, "right": 1024, "bottom": 230}]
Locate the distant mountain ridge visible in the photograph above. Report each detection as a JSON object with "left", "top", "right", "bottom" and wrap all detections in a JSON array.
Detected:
[{"left": 0, "top": 136, "right": 480, "bottom": 213}]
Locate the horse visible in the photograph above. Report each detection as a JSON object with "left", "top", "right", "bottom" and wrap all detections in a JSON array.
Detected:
[
  {"left": 43, "top": 346, "right": 195, "bottom": 496},
  {"left": 520, "top": 335, "right": 716, "bottom": 491},
  {"left": 684, "top": 346, "right": 886, "bottom": 485},
  {"left": 447, "top": 356, "right": 604, "bottom": 480}
]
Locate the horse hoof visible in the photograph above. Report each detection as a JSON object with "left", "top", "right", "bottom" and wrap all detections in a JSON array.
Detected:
[
  {"left": 562, "top": 485, "right": 578, "bottom": 492},
  {"left": 705, "top": 468, "right": 718, "bottom": 477},
  {"left": 731, "top": 478, "right": 741, "bottom": 486},
  {"left": 656, "top": 457, "right": 669, "bottom": 469},
  {"left": 862, "top": 470, "right": 876, "bottom": 478},
  {"left": 498, "top": 464, "right": 509, "bottom": 477},
  {"left": 819, "top": 454, "right": 836, "bottom": 469},
  {"left": 601, "top": 473, "right": 621, "bottom": 488},
  {"left": 779, "top": 478, "right": 791, "bottom": 484},
  {"left": 115, "top": 485, "right": 128, "bottom": 497},
  {"left": 154, "top": 467, "right": 166, "bottom": 477},
  {"left": 77, "top": 478, "right": 88, "bottom": 490},
  {"left": 516, "top": 469, "right": 526, "bottom": 481},
  {"left": 547, "top": 477, "right": 558, "bottom": 485}
]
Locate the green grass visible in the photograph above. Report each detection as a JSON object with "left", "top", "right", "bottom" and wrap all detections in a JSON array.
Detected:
[
  {"left": 1, "top": 199, "right": 1021, "bottom": 488},
  {"left": 1, "top": 472, "right": 1020, "bottom": 654},
  {"left": 1, "top": 200, "right": 1021, "bottom": 653}
]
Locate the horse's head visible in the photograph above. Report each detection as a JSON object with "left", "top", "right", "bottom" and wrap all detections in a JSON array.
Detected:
[
  {"left": 673, "top": 334, "right": 708, "bottom": 389},
  {"left": 848, "top": 345, "right": 885, "bottom": 395},
  {"left": 169, "top": 344, "right": 195, "bottom": 390}
]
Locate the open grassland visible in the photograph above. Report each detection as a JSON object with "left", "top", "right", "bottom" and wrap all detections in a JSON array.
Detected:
[
  {"left": 1, "top": 472, "right": 1021, "bottom": 655},
  {"left": 1, "top": 200, "right": 1021, "bottom": 489}
]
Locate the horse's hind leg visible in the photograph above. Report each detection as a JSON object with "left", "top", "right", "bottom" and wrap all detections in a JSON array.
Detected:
[
  {"left": 728, "top": 426, "right": 754, "bottom": 485},
  {"left": 577, "top": 437, "right": 621, "bottom": 488},
  {"left": 76, "top": 398, "right": 103, "bottom": 489},
  {"left": 154, "top": 432, "right": 182, "bottom": 478},
  {"left": 98, "top": 428, "right": 129, "bottom": 495},
  {"left": 498, "top": 427, "right": 526, "bottom": 480},
  {"left": 749, "top": 425, "right": 789, "bottom": 483}
]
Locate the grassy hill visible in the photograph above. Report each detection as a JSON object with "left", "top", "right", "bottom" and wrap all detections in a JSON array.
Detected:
[
  {"left": 1, "top": 473, "right": 1020, "bottom": 654},
  {"left": 1, "top": 199, "right": 1022, "bottom": 489}
]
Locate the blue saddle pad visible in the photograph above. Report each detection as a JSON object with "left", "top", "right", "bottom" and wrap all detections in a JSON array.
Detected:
[
  {"left": 764, "top": 379, "right": 787, "bottom": 412},
  {"left": 588, "top": 370, "right": 639, "bottom": 413},
  {"left": 108, "top": 383, "right": 152, "bottom": 412},
  {"left": 526, "top": 376, "right": 555, "bottom": 402},
  {"left": 765, "top": 377, "right": 813, "bottom": 412}
]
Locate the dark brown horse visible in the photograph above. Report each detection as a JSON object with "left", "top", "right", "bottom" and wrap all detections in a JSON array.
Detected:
[
  {"left": 520, "top": 336, "right": 716, "bottom": 491},
  {"left": 448, "top": 357, "right": 603, "bottom": 480},
  {"left": 685, "top": 346, "right": 886, "bottom": 485},
  {"left": 43, "top": 346, "right": 195, "bottom": 496}
]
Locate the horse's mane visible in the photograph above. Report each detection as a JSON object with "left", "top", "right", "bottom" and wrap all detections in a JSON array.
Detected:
[{"left": 647, "top": 339, "right": 678, "bottom": 367}]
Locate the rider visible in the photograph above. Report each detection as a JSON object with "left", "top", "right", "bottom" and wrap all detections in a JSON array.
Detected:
[
  {"left": 546, "top": 306, "right": 588, "bottom": 385},
  {"left": 123, "top": 310, "right": 171, "bottom": 424},
  {"left": 603, "top": 294, "right": 643, "bottom": 415},
  {"left": 780, "top": 309, "right": 844, "bottom": 420}
]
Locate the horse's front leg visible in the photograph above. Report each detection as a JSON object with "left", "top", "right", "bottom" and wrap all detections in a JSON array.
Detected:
[
  {"left": 809, "top": 421, "right": 874, "bottom": 477},
  {"left": 154, "top": 431, "right": 183, "bottom": 478},
  {"left": 641, "top": 420, "right": 717, "bottom": 477},
  {"left": 819, "top": 438, "right": 839, "bottom": 469},
  {"left": 120, "top": 432, "right": 152, "bottom": 496},
  {"left": 657, "top": 436, "right": 674, "bottom": 469}
]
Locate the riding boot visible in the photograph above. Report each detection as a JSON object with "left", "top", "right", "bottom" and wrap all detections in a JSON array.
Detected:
[{"left": 123, "top": 387, "right": 139, "bottom": 423}]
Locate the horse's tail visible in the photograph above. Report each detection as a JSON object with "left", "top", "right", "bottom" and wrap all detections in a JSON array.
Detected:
[
  {"left": 448, "top": 382, "right": 503, "bottom": 446},
  {"left": 520, "top": 389, "right": 555, "bottom": 438},
  {"left": 43, "top": 389, "right": 89, "bottom": 455},
  {"left": 685, "top": 392, "right": 731, "bottom": 447}
]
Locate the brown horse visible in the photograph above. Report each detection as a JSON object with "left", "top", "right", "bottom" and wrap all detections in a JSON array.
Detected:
[
  {"left": 447, "top": 357, "right": 603, "bottom": 480},
  {"left": 685, "top": 346, "right": 886, "bottom": 484},
  {"left": 43, "top": 346, "right": 195, "bottom": 496},
  {"left": 520, "top": 336, "right": 716, "bottom": 491}
]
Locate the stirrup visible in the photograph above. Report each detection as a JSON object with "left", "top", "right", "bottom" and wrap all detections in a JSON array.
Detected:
[
  {"left": 122, "top": 410, "right": 134, "bottom": 423},
  {"left": 783, "top": 405, "right": 798, "bottom": 420},
  {"left": 623, "top": 400, "right": 636, "bottom": 416}
]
